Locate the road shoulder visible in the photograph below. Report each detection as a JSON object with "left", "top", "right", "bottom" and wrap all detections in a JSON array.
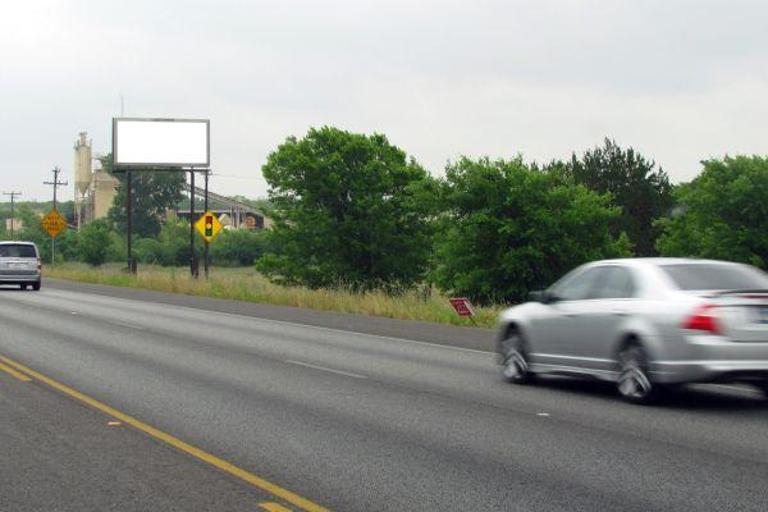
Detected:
[{"left": 45, "top": 278, "right": 496, "bottom": 352}]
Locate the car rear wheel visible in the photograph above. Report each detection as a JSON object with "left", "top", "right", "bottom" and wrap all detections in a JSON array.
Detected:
[
  {"left": 617, "top": 344, "right": 658, "bottom": 404},
  {"left": 500, "top": 330, "right": 534, "bottom": 384},
  {"left": 32, "top": 281, "right": 41, "bottom": 291}
]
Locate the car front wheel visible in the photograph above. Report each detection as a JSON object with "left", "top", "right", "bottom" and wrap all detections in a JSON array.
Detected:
[{"left": 500, "top": 329, "right": 534, "bottom": 384}]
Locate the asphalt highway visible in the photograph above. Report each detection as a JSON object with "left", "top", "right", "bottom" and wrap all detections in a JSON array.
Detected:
[{"left": 1, "top": 281, "right": 767, "bottom": 511}]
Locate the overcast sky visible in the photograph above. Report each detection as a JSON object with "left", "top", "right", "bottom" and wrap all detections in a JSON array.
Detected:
[{"left": 2, "top": 0, "right": 767, "bottom": 201}]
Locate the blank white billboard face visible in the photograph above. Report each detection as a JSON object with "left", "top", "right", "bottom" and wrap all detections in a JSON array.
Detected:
[{"left": 113, "top": 118, "right": 209, "bottom": 167}]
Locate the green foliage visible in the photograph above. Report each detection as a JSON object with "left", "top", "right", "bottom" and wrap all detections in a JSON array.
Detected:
[
  {"left": 132, "top": 237, "right": 164, "bottom": 264},
  {"left": 432, "top": 157, "right": 631, "bottom": 304},
  {"left": 104, "top": 154, "right": 185, "bottom": 237},
  {"left": 155, "top": 220, "right": 196, "bottom": 266},
  {"left": 257, "top": 126, "right": 437, "bottom": 291},
  {"left": 567, "top": 139, "right": 673, "bottom": 256},
  {"left": 77, "top": 220, "right": 112, "bottom": 266},
  {"left": 656, "top": 156, "right": 768, "bottom": 268},
  {"left": 211, "top": 229, "right": 270, "bottom": 266}
]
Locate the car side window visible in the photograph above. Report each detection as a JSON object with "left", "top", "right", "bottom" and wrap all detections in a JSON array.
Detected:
[
  {"left": 555, "top": 267, "right": 604, "bottom": 301},
  {"left": 594, "top": 266, "right": 636, "bottom": 299}
]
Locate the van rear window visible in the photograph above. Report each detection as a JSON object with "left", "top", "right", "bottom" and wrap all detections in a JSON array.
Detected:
[{"left": 0, "top": 244, "right": 37, "bottom": 258}]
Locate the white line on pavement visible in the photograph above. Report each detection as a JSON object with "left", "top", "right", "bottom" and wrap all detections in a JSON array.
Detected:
[{"left": 285, "top": 359, "right": 368, "bottom": 379}]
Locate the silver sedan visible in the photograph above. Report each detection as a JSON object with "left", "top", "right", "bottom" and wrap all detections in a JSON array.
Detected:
[{"left": 496, "top": 258, "right": 768, "bottom": 403}]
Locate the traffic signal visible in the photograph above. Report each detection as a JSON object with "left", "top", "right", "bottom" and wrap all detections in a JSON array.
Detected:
[{"left": 205, "top": 215, "right": 213, "bottom": 237}]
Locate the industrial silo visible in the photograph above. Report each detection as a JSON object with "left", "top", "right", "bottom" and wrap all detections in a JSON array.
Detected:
[{"left": 73, "top": 132, "right": 92, "bottom": 227}]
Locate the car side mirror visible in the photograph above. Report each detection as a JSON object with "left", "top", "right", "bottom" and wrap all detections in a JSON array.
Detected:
[{"left": 530, "top": 290, "right": 559, "bottom": 304}]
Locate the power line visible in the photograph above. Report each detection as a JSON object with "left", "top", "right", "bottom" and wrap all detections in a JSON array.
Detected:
[
  {"left": 43, "top": 166, "right": 68, "bottom": 209},
  {"left": 44, "top": 166, "right": 68, "bottom": 263}
]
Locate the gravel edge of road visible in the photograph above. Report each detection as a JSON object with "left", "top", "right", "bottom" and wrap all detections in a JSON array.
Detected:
[{"left": 44, "top": 278, "right": 497, "bottom": 352}]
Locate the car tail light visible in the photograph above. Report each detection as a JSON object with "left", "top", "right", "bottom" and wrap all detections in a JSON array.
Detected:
[
  {"left": 37, "top": 258, "right": 42, "bottom": 270},
  {"left": 682, "top": 304, "right": 721, "bottom": 335}
]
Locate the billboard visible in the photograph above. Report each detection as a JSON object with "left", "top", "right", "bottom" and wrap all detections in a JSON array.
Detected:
[{"left": 112, "top": 118, "right": 209, "bottom": 168}]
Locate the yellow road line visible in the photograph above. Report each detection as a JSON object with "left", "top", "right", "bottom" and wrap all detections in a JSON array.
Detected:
[
  {"left": 0, "top": 361, "right": 31, "bottom": 382},
  {"left": 0, "top": 354, "right": 329, "bottom": 512},
  {"left": 260, "top": 502, "right": 294, "bottom": 512}
]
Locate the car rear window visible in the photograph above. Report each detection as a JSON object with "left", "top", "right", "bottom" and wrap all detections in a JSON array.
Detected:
[
  {"left": 659, "top": 263, "right": 768, "bottom": 291},
  {"left": 0, "top": 244, "right": 37, "bottom": 258}
]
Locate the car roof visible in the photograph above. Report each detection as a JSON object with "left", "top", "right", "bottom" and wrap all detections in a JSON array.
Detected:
[
  {"left": 588, "top": 257, "right": 742, "bottom": 268},
  {"left": 0, "top": 241, "right": 37, "bottom": 245}
]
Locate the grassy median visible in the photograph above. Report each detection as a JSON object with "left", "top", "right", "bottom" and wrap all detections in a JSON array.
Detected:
[{"left": 43, "top": 263, "right": 502, "bottom": 328}]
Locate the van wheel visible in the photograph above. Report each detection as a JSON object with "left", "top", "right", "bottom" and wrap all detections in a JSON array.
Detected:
[
  {"left": 617, "top": 344, "right": 658, "bottom": 404},
  {"left": 32, "top": 281, "right": 41, "bottom": 291},
  {"left": 19, "top": 284, "right": 27, "bottom": 290},
  {"left": 500, "top": 329, "right": 534, "bottom": 384}
]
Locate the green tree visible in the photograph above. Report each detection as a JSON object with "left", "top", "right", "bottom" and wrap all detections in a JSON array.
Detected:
[
  {"left": 77, "top": 220, "right": 112, "bottom": 266},
  {"left": 656, "top": 156, "right": 768, "bottom": 268},
  {"left": 103, "top": 154, "right": 185, "bottom": 237},
  {"left": 211, "top": 229, "right": 270, "bottom": 266},
  {"left": 156, "top": 220, "right": 196, "bottom": 266},
  {"left": 566, "top": 139, "right": 673, "bottom": 256},
  {"left": 132, "top": 237, "right": 164, "bottom": 264},
  {"left": 432, "top": 157, "right": 631, "bottom": 304},
  {"left": 257, "top": 126, "right": 437, "bottom": 291}
]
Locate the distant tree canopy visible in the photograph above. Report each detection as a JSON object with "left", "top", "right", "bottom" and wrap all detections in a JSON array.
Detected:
[
  {"left": 566, "top": 139, "right": 673, "bottom": 256},
  {"left": 432, "top": 157, "right": 631, "bottom": 304},
  {"left": 656, "top": 156, "right": 768, "bottom": 268},
  {"left": 257, "top": 126, "right": 438, "bottom": 291},
  {"left": 103, "top": 154, "right": 185, "bottom": 238}
]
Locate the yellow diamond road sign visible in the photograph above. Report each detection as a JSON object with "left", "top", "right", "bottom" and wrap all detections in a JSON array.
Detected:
[
  {"left": 41, "top": 208, "right": 67, "bottom": 238},
  {"left": 195, "top": 211, "right": 223, "bottom": 242}
]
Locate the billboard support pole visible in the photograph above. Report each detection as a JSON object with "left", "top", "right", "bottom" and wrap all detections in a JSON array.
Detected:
[
  {"left": 126, "top": 170, "right": 135, "bottom": 274},
  {"left": 190, "top": 170, "right": 197, "bottom": 278},
  {"left": 204, "top": 170, "right": 210, "bottom": 279}
]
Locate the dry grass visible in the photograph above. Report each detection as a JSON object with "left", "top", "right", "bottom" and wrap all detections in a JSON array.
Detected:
[{"left": 44, "top": 263, "right": 502, "bottom": 328}]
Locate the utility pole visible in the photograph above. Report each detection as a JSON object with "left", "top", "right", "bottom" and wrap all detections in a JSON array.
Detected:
[
  {"left": 3, "top": 191, "right": 21, "bottom": 239},
  {"left": 44, "top": 167, "right": 68, "bottom": 264}
]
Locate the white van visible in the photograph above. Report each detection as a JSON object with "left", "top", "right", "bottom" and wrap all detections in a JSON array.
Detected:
[{"left": 0, "top": 241, "right": 42, "bottom": 290}]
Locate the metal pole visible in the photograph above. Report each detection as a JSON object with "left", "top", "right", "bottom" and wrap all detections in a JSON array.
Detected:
[
  {"left": 190, "top": 170, "right": 197, "bottom": 278},
  {"left": 204, "top": 170, "right": 209, "bottom": 279},
  {"left": 126, "top": 170, "right": 134, "bottom": 273}
]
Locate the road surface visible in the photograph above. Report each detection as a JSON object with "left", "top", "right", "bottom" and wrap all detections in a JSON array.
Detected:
[{"left": 1, "top": 280, "right": 767, "bottom": 511}]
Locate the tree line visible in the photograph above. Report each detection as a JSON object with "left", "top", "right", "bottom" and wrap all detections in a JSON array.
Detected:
[{"left": 3, "top": 126, "right": 765, "bottom": 305}]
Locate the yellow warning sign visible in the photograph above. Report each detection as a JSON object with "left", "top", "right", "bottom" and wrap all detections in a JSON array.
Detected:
[
  {"left": 194, "top": 211, "right": 223, "bottom": 243},
  {"left": 41, "top": 208, "right": 67, "bottom": 238}
]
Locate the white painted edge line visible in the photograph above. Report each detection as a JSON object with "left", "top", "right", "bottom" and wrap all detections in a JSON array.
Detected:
[
  {"left": 285, "top": 360, "right": 368, "bottom": 379},
  {"left": 41, "top": 287, "right": 496, "bottom": 356},
  {"left": 107, "top": 319, "right": 146, "bottom": 331}
]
